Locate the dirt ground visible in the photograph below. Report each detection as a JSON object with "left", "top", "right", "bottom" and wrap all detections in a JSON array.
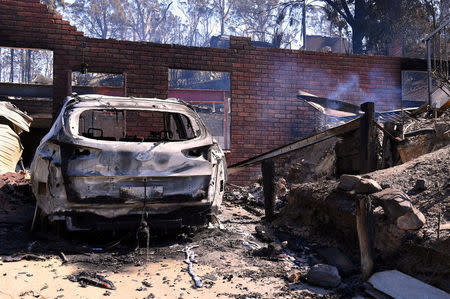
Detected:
[{"left": 0, "top": 172, "right": 362, "bottom": 299}]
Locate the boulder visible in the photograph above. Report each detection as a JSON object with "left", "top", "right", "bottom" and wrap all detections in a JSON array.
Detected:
[
  {"left": 396, "top": 207, "right": 426, "bottom": 230},
  {"left": 371, "top": 188, "right": 413, "bottom": 221},
  {"left": 317, "top": 247, "right": 357, "bottom": 276},
  {"left": 338, "top": 174, "right": 361, "bottom": 191},
  {"left": 355, "top": 178, "right": 382, "bottom": 194},
  {"left": 338, "top": 175, "right": 382, "bottom": 194},
  {"left": 306, "top": 264, "right": 341, "bottom": 288}
]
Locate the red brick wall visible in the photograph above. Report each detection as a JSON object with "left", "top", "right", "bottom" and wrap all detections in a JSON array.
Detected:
[
  {"left": 0, "top": 0, "right": 426, "bottom": 185},
  {"left": 125, "top": 111, "right": 165, "bottom": 138}
]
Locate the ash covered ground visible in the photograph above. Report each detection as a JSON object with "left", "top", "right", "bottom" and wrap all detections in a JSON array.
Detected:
[
  {"left": 0, "top": 138, "right": 448, "bottom": 298},
  {"left": 0, "top": 171, "right": 364, "bottom": 299}
]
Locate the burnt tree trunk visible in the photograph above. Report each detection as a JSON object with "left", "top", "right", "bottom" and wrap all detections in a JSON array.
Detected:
[
  {"left": 9, "top": 48, "right": 14, "bottom": 82},
  {"left": 352, "top": 0, "right": 365, "bottom": 54},
  {"left": 302, "top": 1, "right": 306, "bottom": 49},
  {"left": 261, "top": 160, "right": 275, "bottom": 220},
  {"left": 26, "top": 49, "right": 32, "bottom": 83}
]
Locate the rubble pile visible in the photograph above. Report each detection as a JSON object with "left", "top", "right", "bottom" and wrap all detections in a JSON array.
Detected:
[
  {"left": 0, "top": 171, "right": 33, "bottom": 214},
  {"left": 280, "top": 138, "right": 338, "bottom": 185},
  {"left": 225, "top": 177, "right": 288, "bottom": 210},
  {"left": 396, "top": 110, "right": 450, "bottom": 163},
  {"left": 277, "top": 145, "right": 450, "bottom": 291},
  {"left": 280, "top": 109, "right": 450, "bottom": 187},
  {"left": 0, "top": 171, "right": 35, "bottom": 256},
  {"left": 224, "top": 184, "right": 368, "bottom": 296}
]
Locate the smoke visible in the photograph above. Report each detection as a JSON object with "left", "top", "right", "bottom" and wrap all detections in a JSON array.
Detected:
[
  {"left": 323, "top": 68, "right": 402, "bottom": 112},
  {"left": 366, "top": 68, "right": 402, "bottom": 111},
  {"left": 327, "top": 74, "right": 360, "bottom": 101}
]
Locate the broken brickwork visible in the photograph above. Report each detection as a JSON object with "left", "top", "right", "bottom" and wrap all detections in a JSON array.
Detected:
[{"left": 0, "top": 0, "right": 426, "bottom": 184}]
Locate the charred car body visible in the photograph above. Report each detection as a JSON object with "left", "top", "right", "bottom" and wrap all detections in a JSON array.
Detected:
[{"left": 31, "top": 94, "right": 227, "bottom": 231}]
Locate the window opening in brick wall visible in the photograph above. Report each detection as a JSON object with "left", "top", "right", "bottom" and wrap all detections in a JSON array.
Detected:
[
  {"left": 72, "top": 72, "right": 125, "bottom": 97},
  {"left": 401, "top": 70, "right": 441, "bottom": 108},
  {"left": 0, "top": 47, "right": 53, "bottom": 84},
  {"left": 0, "top": 47, "right": 54, "bottom": 166},
  {"left": 78, "top": 109, "right": 195, "bottom": 142},
  {"left": 168, "top": 69, "right": 230, "bottom": 150}
]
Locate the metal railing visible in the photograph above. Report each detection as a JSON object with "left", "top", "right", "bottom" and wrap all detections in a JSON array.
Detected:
[{"left": 424, "top": 17, "right": 450, "bottom": 106}]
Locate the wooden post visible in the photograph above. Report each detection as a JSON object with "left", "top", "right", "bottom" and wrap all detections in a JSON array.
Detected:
[
  {"left": 261, "top": 159, "right": 275, "bottom": 220},
  {"left": 357, "top": 102, "right": 376, "bottom": 280},
  {"left": 360, "top": 102, "right": 376, "bottom": 174},
  {"left": 356, "top": 196, "right": 374, "bottom": 280}
]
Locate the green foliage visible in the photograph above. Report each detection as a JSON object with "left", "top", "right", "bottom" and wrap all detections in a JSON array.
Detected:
[{"left": 321, "top": 0, "right": 447, "bottom": 56}]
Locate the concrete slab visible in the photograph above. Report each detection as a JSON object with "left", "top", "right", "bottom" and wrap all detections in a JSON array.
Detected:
[{"left": 368, "top": 270, "right": 450, "bottom": 299}]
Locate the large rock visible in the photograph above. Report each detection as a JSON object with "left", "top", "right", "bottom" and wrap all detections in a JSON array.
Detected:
[
  {"left": 396, "top": 207, "right": 426, "bottom": 230},
  {"left": 339, "top": 175, "right": 382, "bottom": 194},
  {"left": 306, "top": 264, "right": 341, "bottom": 288},
  {"left": 317, "top": 247, "right": 357, "bottom": 276},
  {"left": 338, "top": 174, "right": 361, "bottom": 191},
  {"left": 355, "top": 178, "right": 382, "bottom": 194},
  {"left": 371, "top": 188, "right": 426, "bottom": 231},
  {"left": 371, "top": 188, "right": 414, "bottom": 221}
]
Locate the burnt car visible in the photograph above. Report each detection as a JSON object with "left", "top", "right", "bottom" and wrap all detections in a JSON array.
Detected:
[{"left": 30, "top": 94, "right": 227, "bottom": 232}]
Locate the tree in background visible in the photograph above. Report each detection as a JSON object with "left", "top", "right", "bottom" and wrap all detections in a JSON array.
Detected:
[
  {"left": 67, "top": 0, "right": 126, "bottom": 39},
  {"left": 423, "top": 0, "right": 449, "bottom": 29},
  {"left": 320, "top": 0, "right": 370, "bottom": 54},
  {"left": 9, "top": 49, "right": 14, "bottom": 82},
  {"left": 0, "top": 49, "right": 53, "bottom": 83},
  {"left": 211, "top": 0, "right": 236, "bottom": 36},
  {"left": 231, "top": 0, "right": 281, "bottom": 44},
  {"left": 277, "top": 0, "right": 325, "bottom": 49},
  {"left": 123, "top": 0, "right": 173, "bottom": 42},
  {"left": 37, "top": 0, "right": 449, "bottom": 57},
  {"left": 179, "top": 0, "right": 214, "bottom": 46},
  {"left": 41, "top": 0, "right": 65, "bottom": 10},
  {"left": 322, "top": 0, "right": 449, "bottom": 55}
]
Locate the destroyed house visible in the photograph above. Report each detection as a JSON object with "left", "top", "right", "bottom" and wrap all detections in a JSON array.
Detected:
[{"left": 0, "top": 0, "right": 427, "bottom": 184}]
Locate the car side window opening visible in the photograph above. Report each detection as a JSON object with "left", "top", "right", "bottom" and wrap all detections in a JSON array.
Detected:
[{"left": 78, "top": 109, "right": 196, "bottom": 142}]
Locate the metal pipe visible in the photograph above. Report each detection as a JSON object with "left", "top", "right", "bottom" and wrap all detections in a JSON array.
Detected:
[
  {"left": 427, "top": 39, "right": 432, "bottom": 106},
  {"left": 422, "top": 17, "right": 450, "bottom": 42}
]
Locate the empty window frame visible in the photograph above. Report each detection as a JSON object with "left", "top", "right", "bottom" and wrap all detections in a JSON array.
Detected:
[
  {"left": 0, "top": 47, "right": 53, "bottom": 84},
  {"left": 168, "top": 69, "right": 230, "bottom": 150},
  {"left": 401, "top": 70, "right": 443, "bottom": 108},
  {"left": 72, "top": 72, "right": 125, "bottom": 96},
  {"left": 78, "top": 109, "right": 195, "bottom": 142}
]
